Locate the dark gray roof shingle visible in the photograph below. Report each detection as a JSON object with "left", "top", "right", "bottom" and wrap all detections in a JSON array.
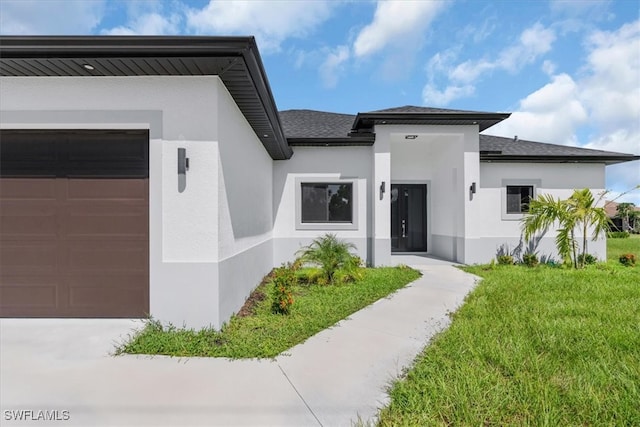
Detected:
[
  {"left": 368, "top": 105, "right": 496, "bottom": 114},
  {"left": 279, "top": 108, "right": 639, "bottom": 164},
  {"left": 279, "top": 109, "right": 355, "bottom": 139},
  {"left": 479, "top": 134, "right": 637, "bottom": 158}
]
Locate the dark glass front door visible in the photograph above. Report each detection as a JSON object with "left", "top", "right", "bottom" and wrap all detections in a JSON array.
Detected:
[{"left": 391, "top": 184, "right": 427, "bottom": 252}]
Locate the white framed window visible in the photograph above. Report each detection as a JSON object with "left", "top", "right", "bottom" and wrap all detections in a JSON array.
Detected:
[
  {"left": 295, "top": 177, "right": 358, "bottom": 230},
  {"left": 501, "top": 179, "right": 541, "bottom": 221}
]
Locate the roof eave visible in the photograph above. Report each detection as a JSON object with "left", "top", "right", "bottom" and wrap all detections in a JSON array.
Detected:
[
  {"left": 0, "top": 35, "right": 292, "bottom": 160},
  {"left": 353, "top": 112, "right": 511, "bottom": 132},
  {"left": 480, "top": 155, "right": 640, "bottom": 165},
  {"left": 287, "top": 136, "right": 375, "bottom": 147}
]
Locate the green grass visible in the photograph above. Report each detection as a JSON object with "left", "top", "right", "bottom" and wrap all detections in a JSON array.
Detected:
[
  {"left": 608, "top": 233, "right": 640, "bottom": 262},
  {"left": 117, "top": 267, "right": 420, "bottom": 359},
  {"left": 378, "top": 262, "right": 640, "bottom": 426}
]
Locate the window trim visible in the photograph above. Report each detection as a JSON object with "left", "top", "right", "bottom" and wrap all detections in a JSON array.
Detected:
[
  {"left": 501, "top": 179, "right": 541, "bottom": 221},
  {"left": 295, "top": 177, "right": 358, "bottom": 230}
]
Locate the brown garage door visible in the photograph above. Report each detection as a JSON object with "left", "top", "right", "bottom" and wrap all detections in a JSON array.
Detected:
[{"left": 0, "top": 130, "right": 149, "bottom": 317}]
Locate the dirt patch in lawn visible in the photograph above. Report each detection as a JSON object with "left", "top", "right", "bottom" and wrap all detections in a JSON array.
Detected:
[{"left": 237, "top": 282, "right": 268, "bottom": 317}]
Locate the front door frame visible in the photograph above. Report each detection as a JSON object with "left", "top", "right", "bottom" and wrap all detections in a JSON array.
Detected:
[{"left": 390, "top": 180, "right": 431, "bottom": 253}]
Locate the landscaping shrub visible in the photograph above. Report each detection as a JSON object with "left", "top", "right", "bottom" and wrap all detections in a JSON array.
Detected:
[
  {"left": 335, "top": 256, "right": 365, "bottom": 283},
  {"left": 522, "top": 253, "right": 539, "bottom": 267},
  {"left": 577, "top": 253, "right": 597, "bottom": 265},
  {"left": 619, "top": 253, "right": 637, "bottom": 267},
  {"left": 497, "top": 255, "right": 514, "bottom": 265},
  {"left": 269, "top": 263, "right": 297, "bottom": 314},
  {"left": 608, "top": 231, "right": 630, "bottom": 239},
  {"left": 297, "top": 233, "right": 358, "bottom": 284}
]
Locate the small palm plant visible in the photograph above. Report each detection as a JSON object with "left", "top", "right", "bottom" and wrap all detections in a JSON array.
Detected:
[
  {"left": 297, "top": 233, "right": 357, "bottom": 284},
  {"left": 522, "top": 189, "right": 610, "bottom": 268}
]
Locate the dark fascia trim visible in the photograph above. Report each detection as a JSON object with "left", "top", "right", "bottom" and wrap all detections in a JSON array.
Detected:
[
  {"left": 0, "top": 35, "right": 259, "bottom": 58},
  {"left": 352, "top": 112, "right": 512, "bottom": 132},
  {"left": 480, "top": 154, "right": 640, "bottom": 165},
  {"left": 0, "top": 35, "right": 292, "bottom": 160},
  {"left": 288, "top": 136, "right": 375, "bottom": 147},
  {"left": 242, "top": 40, "right": 292, "bottom": 159}
]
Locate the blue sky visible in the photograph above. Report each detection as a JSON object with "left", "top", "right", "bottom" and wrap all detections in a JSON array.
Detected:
[{"left": 1, "top": 0, "right": 639, "bottom": 203}]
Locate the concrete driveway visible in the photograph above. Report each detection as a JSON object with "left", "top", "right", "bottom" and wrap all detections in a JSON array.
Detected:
[{"left": 1, "top": 261, "right": 478, "bottom": 427}]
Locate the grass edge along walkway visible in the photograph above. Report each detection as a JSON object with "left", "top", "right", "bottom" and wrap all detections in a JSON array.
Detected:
[
  {"left": 378, "top": 263, "right": 640, "bottom": 426},
  {"left": 117, "top": 266, "right": 421, "bottom": 359}
]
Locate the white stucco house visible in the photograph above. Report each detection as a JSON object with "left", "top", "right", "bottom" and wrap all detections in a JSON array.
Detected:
[{"left": 1, "top": 36, "right": 638, "bottom": 329}]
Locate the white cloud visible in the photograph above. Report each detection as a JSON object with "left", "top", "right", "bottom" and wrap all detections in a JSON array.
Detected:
[
  {"left": 353, "top": 0, "right": 448, "bottom": 58},
  {"left": 497, "top": 23, "right": 556, "bottom": 72},
  {"left": 103, "top": 12, "right": 182, "bottom": 36},
  {"left": 542, "top": 60, "right": 557, "bottom": 75},
  {"left": 489, "top": 74, "right": 588, "bottom": 144},
  {"left": 580, "top": 20, "right": 640, "bottom": 130},
  {"left": 186, "top": 0, "right": 333, "bottom": 53},
  {"left": 450, "top": 23, "right": 556, "bottom": 84},
  {"left": 319, "top": 45, "right": 350, "bottom": 88},
  {"left": 424, "top": 22, "right": 556, "bottom": 105},
  {"left": 486, "top": 20, "right": 640, "bottom": 199},
  {"left": 422, "top": 83, "right": 475, "bottom": 106},
  {"left": 0, "top": 0, "right": 106, "bottom": 34}
]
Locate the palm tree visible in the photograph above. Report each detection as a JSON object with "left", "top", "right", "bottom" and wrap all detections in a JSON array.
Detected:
[
  {"left": 297, "top": 233, "right": 356, "bottom": 284},
  {"left": 522, "top": 194, "right": 577, "bottom": 267},
  {"left": 568, "top": 189, "right": 610, "bottom": 267},
  {"left": 522, "top": 189, "right": 610, "bottom": 268}
]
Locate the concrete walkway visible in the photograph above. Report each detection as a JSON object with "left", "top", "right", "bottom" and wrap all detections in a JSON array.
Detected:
[{"left": 1, "top": 258, "right": 478, "bottom": 427}]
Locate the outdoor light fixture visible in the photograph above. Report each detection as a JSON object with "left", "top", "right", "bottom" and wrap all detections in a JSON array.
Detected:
[
  {"left": 405, "top": 134, "right": 418, "bottom": 140},
  {"left": 380, "top": 181, "right": 386, "bottom": 200},
  {"left": 470, "top": 182, "right": 476, "bottom": 194},
  {"left": 178, "top": 148, "right": 189, "bottom": 193},
  {"left": 82, "top": 64, "right": 95, "bottom": 70}
]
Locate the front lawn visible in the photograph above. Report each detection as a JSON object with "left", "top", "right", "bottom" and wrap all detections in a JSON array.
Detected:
[
  {"left": 608, "top": 233, "right": 640, "bottom": 262},
  {"left": 378, "top": 263, "right": 640, "bottom": 426},
  {"left": 117, "top": 267, "right": 420, "bottom": 359}
]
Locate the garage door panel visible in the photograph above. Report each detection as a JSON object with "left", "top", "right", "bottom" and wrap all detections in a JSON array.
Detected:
[
  {"left": 0, "top": 242, "right": 58, "bottom": 275},
  {"left": 61, "top": 207, "right": 148, "bottom": 239},
  {"left": 0, "top": 281, "right": 58, "bottom": 309},
  {"left": 65, "top": 242, "right": 148, "bottom": 273},
  {"left": 0, "top": 205, "right": 58, "bottom": 239},
  {"left": 68, "top": 279, "right": 148, "bottom": 317},
  {"left": 64, "top": 178, "right": 148, "bottom": 201},
  {"left": 0, "top": 178, "right": 57, "bottom": 199}
]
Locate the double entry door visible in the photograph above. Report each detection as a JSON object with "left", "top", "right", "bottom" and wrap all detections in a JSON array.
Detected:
[{"left": 391, "top": 184, "right": 427, "bottom": 252}]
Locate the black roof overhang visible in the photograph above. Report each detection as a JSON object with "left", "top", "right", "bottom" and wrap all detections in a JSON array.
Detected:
[
  {"left": 0, "top": 36, "right": 292, "bottom": 160},
  {"left": 480, "top": 154, "right": 640, "bottom": 165},
  {"left": 352, "top": 112, "right": 511, "bottom": 133},
  {"left": 287, "top": 135, "right": 375, "bottom": 146}
]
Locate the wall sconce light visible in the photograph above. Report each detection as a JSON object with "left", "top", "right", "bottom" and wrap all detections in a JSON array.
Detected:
[
  {"left": 178, "top": 147, "right": 189, "bottom": 193},
  {"left": 405, "top": 135, "right": 418, "bottom": 140},
  {"left": 379, "top": 181, "right": 386, "bottom": 200},
  {"left": 470, "top": 182, "right": 476, "bottom": 194}
]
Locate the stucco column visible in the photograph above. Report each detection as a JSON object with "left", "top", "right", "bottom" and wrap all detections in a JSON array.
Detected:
[{"left": 372, "top": 129, "right": 391, "bottom": 266}]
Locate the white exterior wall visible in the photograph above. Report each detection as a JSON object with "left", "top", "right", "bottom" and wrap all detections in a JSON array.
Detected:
[
  {"left": 0, "top": 75, "right": 272, "bottom": 329},
  {"left": 272, "top": 146, "right": 372, "bottom": 265},
  {"left": 468, "top": 162, "right": 608, "bottom": 264},
  {"left": 215, "top": 80, "right": 274, "bottom": 325}
]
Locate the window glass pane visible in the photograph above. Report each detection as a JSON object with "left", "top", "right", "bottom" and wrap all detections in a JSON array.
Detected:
[
  {"left": 506, "top": 185, "right": 533, "bottom": 213},
  {"left": 328, "top": 184, "right": 352, "bottom": 222},
  {"left": 301, "top": 184, "right": 328, "bottom": 222},
  {"left": 301, "top": 183, "right": 353, "bottom": 223},
  {"left": 520, "top": 186, "right": 533, "bottom": 212}
]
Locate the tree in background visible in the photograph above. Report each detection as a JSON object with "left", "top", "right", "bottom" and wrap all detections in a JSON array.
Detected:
[{"left": 616, "top": 202, "right": 638, "bottom": 232}]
